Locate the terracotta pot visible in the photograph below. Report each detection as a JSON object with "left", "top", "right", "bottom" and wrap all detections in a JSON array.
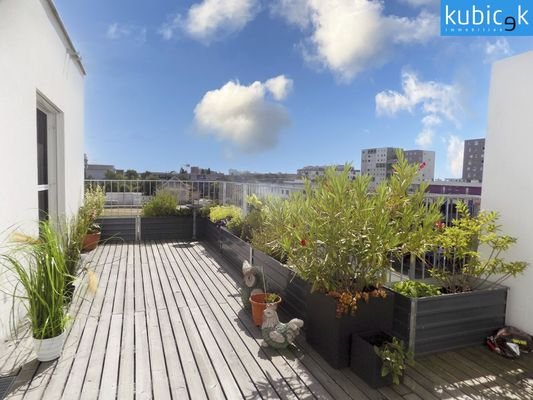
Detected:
[
  {"left": 33, "top": 331, "right": 66, "bottom": 362},
  {"left": 83, "top": 232, "right": 101, "bottom": 251},
  {"left": 249, "top": 293, "right": 281, "bottom": 326}
]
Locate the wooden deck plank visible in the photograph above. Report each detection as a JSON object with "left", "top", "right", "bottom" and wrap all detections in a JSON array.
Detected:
[
  {"left": 182, "top": 243, "right": 318, "bottom": 399},
  {"left": 190, "top": 244, "right": 370, "bottom": 400},
  {"left": 39, "top": 244, "right": 109, "bottom": 399},
  {"left": 163, "top": 243, "right": 245, "bottom": 400},
  {"left": 6, "top": 241, "right": 533, "bottom": 400},
  {"left": 80, "top": 243, "right": 122, "bottom": 400},
  {"left": 117, "top": 243, "right": 136, "bottom": 399},
  {"left": 61, "top": 244, "right": 117, "bottom": 399}
]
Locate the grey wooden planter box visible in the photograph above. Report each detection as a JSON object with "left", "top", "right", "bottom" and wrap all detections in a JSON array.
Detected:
[
  {"left": 219, "top": 227, "right": 251, "bottom": 275},
  {"left": 97, "top": 217, "right": 136, "bottom": 242},
  {"left": 390, "top": 279, "right": 508, "bottom": 357},
  {"left": 253, "top": 249, "right": 308, "bottom": 322},
  {"left": 140, "top": 216, "right": 193, "bottom": 241}
]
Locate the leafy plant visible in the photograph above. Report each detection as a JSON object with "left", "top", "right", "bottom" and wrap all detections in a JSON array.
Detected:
[
  {"left": 209, "top": 205, "right": 242, "bottom": 224},
  {"left": 209, "top": 205, "right": 243, "bottom": 236},
  {"left": 83, "top": 186, "right": 106, "bottom": 220},
  {"left": 265, "top": 293, "right": 281, "bottom": 303},
  {"left": 428, "top": 201, "right": 528, "bottom": 292},
  {"left": 391, "top": 280, "right": 441, "bottom": 298},
  {"left": 2, "top": 221, "right": 70, "bottom": 339},
  {"left": 268, "top": 153, "right": 441, "bottom": 315},
  {"left": 142, "top": 190, "right": 178, "bottom": 217},
  {"left": 241, "top": 195, "right": 263, "bottom": 241},
  {"left": 87, "top": 222, "right": 101, "bottom": 234},
  {"left": 374, "top": 336, "right": 414, "bottom": 385}
]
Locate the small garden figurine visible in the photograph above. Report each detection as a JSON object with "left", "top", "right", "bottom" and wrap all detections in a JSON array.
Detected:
[
  {"left": 261, "top": 306, "right": 304, "bottom": 349},
  {"left": 241, "top": 260, "right": 263, "bottom": 308}
]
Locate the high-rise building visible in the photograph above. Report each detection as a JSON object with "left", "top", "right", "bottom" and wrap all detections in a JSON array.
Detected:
[
  {"left": 462, "top": 138, "right": 485, "bottom": 182},
  {"left": 361, "top": 147, "right": 401, "bottom": 185},
  {"left": 404, "top": 150, "right": 435, "bottom": 182}
]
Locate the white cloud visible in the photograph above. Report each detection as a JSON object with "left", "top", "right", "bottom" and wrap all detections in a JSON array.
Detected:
[
  {"left": 265, "top": 75, "right": 293, "bottom": 100},
  {"left": 273, "top": 0, "right": 438, "bottom": 82},
  {"left": 484, "top": 39, "right": 513, "bottom": 64},
  {"left": 159, "top": 0, "right": 259, "bottom": 43},
  {"left": 399, "top": 0, "right": 439, "bottom": 8},
  {"left": 194, "top": 75, "right": 293, "bottom": 152},
  {"left": 107, "top": 23, "right": 146, "bottom": 43},
  {"left": 446, "top": 135, "right": 464, "bottom": 177},
  {"left": 376, "top": 71, "right": 460, "bottom": 148}
]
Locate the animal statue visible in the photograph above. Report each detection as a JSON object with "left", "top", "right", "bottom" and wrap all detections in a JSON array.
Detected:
[
  {"left": 241, "top": 260, "right": 264, "bottom": 308},
  {"left": 261, "top": 306, "right": 304, "bottom": 349}
]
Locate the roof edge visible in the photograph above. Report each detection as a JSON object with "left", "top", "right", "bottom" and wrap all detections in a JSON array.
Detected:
[{"left": 43, "top": 0, "right": 86, "bottom": 76}]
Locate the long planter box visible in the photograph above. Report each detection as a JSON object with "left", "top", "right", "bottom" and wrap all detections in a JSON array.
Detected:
[
  {"left": 390, "top": 280, "right": 508, "bottom": 357},
  {"left": 351, "top": 332, "right": 394, "bottom": 388},
  {"left": 97, "top": 217, "right": 136, "bottom": 242},
  {"left": 140, "top": 216, "right": 193, "bottom": 241},
  {"left": 200, "top": 220, "right": 308, "bottom": 322},
  {"left": 253, "top": 249, "right": 308, "bottom": 322},
  {"left": 306, "top": 292, "right": 394, "bottom": 369}
]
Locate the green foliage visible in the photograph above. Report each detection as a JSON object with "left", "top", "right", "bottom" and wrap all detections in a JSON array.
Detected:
[
  {"left": 265, "top": 293, "right": 281, "bottom": 303},
  {"left": 2, "top": 221, "right": 69, "bottom": 339},
  {"left": 142, "top": 190, "right": 178, "bottom": 217},
  {"left": 374, "top": 337, "right": 414, "bottom": 385},
  {"left": 241, "top": 195, "right": 263, "bottom": 241},
  {"left": 250, "top": 196, "right": 294, "bottom": 262},
  {"left": 83, "top": 186, "right": 106, "bottom": 221},
  {"left": 429, "top": 201, "right": 528, "bottom": 291},
  {"left": 209, "top": 205, "right": 242, "bottom": 223},
  {"left": 391, "top": 280, "right": 441, "bottom": 298},
  {"left": 263, "top": 153, "right": 442, "bottom": 295}
]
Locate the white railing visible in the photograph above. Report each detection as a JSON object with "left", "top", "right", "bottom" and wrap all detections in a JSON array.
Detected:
[{"left": 85, "top": 179, "right": 480, "bottom": 224}]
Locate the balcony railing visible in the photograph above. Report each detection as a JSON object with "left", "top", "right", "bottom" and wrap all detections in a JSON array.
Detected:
[{"left": 85, "top": 179, "right": 481, "bottom": 224}]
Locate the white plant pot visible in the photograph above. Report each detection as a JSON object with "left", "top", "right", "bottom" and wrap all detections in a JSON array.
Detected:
[{"left": 33, "top": 331, "right": 66, "bottom": 362}]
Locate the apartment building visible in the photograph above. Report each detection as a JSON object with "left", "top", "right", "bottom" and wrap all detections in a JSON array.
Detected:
[{"left": 462, "top": 139, "right": 485, "bottom": 182}]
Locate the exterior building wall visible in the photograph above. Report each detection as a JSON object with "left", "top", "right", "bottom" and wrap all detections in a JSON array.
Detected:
[
  {"left": 404, "top": 150, "right": 435, "bottom": 182},
  {"left": 462, "top": 139, "right": 485, "bottom": 182},
  {"left": 86, "top": 164, "right": 115, "bottom": 179},
  {"left": 483, "top": 51, "right": 533, "bottom": 334},
  {"left": 361, "top": 147, "right": 400, "bottom": 185},
  {"left": 0, "top": 0, "right": 85, "bottom": 339}
]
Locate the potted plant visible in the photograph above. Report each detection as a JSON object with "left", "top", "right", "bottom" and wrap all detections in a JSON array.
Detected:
[
  {"left": 389, "top": 202, "right": 528, "bottom": 356},
  {"left": 82, "top": 222, "right": 101, "bottom": 251},
  {"left": 249, "top": 292, "right": 281, "bottom": 326},
  {"left": 2, "top": 221, "right": 70, "bottom": 361},
  {"left": 351, "top": 332, "right": 413, "bottom": 388},
  {"left": 272, "top": 152, "right": 442, "bottom": 368}
]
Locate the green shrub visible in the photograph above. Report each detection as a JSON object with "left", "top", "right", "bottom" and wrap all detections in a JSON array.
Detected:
[
  {"left": 374, "top": 337, "right": 414, "bottom": 385},
  {"left": 142, "top": 190, "right": 178, "bottom": 217},
  {"left": 241, "top": 195, "right": 263, "bottom": 241},
  {"left": 209, "top": 205, "right": 242, "bottom": 223},
  {"left": 391, "top": 280, "right": 441, "bottom": 298}
]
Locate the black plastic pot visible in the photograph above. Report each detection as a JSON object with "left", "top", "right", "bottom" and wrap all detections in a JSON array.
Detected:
[
  {"left": 306, "top": 291, "right": 394, "bottom": 369},
  {"left": 351, "top": 332, "right": 394, "bottom": 388},
  {"left": 390, "top": 279, "right": 508, "bottom": 357}
]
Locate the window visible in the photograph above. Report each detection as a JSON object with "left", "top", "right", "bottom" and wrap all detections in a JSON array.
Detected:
[{"left": 37, "top": 109, "right": 49, "bottom": 221}]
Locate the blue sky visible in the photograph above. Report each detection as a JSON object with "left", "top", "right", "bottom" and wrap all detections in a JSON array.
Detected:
[{"left": 56, "top": 0, "right": 533, "bottom": 177}]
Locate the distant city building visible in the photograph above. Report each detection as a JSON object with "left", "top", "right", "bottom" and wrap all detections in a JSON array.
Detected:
[
  {"left": 462, "top": 138, "right": 485, "bottom": 182},
  {"left": 404, "top": 150, "right": 435, "bottom": 182},
  {"left": 362, "top": 147, "right": 435, "bottom": 185},
  {"left": 297, "top": 165, "right": 360, "bottom": 181},
  {"left": 85, "top": 163, "right": 116, "bottom": 179},
  {"left": 361, "top": 147, "right": 401, "bottom": 185},
  {"left": 426, "top": 180, "right": 482, "bottom": 196}
]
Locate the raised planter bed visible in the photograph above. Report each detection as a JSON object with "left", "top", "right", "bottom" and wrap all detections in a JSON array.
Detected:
[
  {"left": 219, "top": 227, "right": 251, "bottom": 275},
  {"left": 253, "top": 249, "right": 308, "bottom": 322},
  {"left": 390, "top": 279, "right": 508, "bottom": 357},
  {"left": 306, "top": 292, "right": 394, "bottom": 369},
  {"left": 97, "top": 217, "right": 136, "bottom": 242},
  {"left": 141, "top": 216, "right": 193, "bottom": 241},
  {"left": 351, "top": 332, "right": 394, "bottom": 388}
]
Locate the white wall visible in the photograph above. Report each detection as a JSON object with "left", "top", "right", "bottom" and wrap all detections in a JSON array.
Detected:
[
  {"left": 483, "top": 51, "right": 533, "bottom": 334},
  {"left": 0, "top": 0, "right": 85, "bottom": 339}
]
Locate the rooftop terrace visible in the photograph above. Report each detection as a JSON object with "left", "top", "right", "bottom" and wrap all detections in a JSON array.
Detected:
[{"left": 1, "top": 241, "right": 532, "bottom": 399}]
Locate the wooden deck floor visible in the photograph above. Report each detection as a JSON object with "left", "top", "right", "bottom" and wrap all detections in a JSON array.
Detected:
[{"left": 1, "top": 241, "right": 533, "bottom": 400}]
